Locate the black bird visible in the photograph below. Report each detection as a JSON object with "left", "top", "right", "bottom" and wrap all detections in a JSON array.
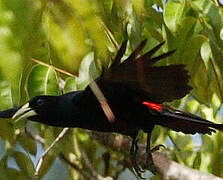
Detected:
[{"left": 1, "top": 40, "right": 223, "bottom": 178}]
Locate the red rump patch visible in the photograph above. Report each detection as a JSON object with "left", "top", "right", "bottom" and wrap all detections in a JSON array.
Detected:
[{"left": 142, "top": 101, "right": 163, "bottom": 112}]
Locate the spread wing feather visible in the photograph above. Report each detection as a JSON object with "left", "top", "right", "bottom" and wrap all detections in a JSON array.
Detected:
[{"left": 103, "top": 40, "right": 192, "bottom": 103}]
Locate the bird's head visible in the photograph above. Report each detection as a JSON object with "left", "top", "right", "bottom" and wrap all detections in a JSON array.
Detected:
[
  {"left": 12, "top": 95, "right": 58, "bottom": 123},
  {"left": 12, "top": 92, "right": 82, "bottom": 127}
]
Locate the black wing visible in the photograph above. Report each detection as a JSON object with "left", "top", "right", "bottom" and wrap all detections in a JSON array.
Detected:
[{"left": 102, "top": 40, "right": 192, "bottom": 103}]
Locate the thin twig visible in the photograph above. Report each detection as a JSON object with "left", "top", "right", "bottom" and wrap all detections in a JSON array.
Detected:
[
  {"left": 35, "top": 128, "right": 70, "bottom": 177},
  {"left": 78, "top": 143, "right": 110, "bottom": 180},
  {"left": 25, "top": 128, "right": 45, "bottom": 144},
  {"left": 59, "top": 153, "right": 95, "bottom": 180},
  {"left": 99, "top": 18, "right": 119, "bottom": 50},
  {"left": 30, "top": 58, "right": 76, "bottom": 77},
  {"left": 210, "top": 58, "right": 223, "bottom": 101},
  {"left": 26, "top": 129, "right": 98, "bottom": 179},
  {"left": 89, "top": 80, "right": 116, "bottom": 123}
]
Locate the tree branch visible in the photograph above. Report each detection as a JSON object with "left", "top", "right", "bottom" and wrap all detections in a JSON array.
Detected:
[
  {"left": 90, "top": 132, "right": 223, "bottom": 180},
  {"left": 59, "top": 153, "right": 95, "bottom": 180},
  {"left": 35, "top": 128, "right": 70, "bottom": 177},
  {"left": 78, "top": 143, "right": 113, "bottom": 180}
]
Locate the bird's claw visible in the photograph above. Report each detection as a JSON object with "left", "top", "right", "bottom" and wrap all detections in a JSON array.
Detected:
[
  {"left": 130, "top": 137, "right": 163, "bottom": 178},
  {"left": 130, "top": 137, "right": 146, "bottom": 179},
  {"left": 132, "top": 158, "right": 145, "bottom": 173},
  {"left": 146, "top": 157, "right": 157, "bottom": 175},
  {"left": 151, "top": 144, "right": 166, "bottom": 153},
  {"left": 146, "top": 144, "right": 165, "bottom": 174},
  {"left": 132, "top": 160, "right": 146, "bottom": 179}
]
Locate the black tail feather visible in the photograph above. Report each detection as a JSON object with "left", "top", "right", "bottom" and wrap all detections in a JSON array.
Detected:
[{"left": 158, "top": 107, "right": 223, "bottom": 135}]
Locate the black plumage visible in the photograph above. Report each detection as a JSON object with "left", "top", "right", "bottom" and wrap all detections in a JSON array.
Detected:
[{"left": 1, "top": 40, "right": 223, "bottom": 178}]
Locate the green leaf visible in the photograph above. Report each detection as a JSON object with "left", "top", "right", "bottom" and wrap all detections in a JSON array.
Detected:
[
  {"left": 177, "top": 17, "right": 197, "bottom": 40},
  {"left": 132, "top": 0, "right": 145, "bottom": 19},
  {"left": 190, "top": 0, "right": 222, "bottom": 35},
  {"left": 169, "top": 131, "right": 193, "bottom": 150},
  {"left": 201, "top": 135, "right": 214, "bottom": 152},
  {"left": 0, "top": 76, "right": 13, "bottom": 109},
  {"left": 142, "top": 11, "right": 163, "bottom": 41},
  {"left": 0, "top": 154, "right": 8, "bottom": 169},
  {"left": 151, "top": 126, "right": 167, "bottom": 145},
  {"left": 190, "top": 56, "right": 212, "bottom": 105},
  {"left": 185, "top": 99, "right": 199, "bottom": 113},
  {"left": 77, "top": 52, "right": 95, "bottom": 90},
  {"left": 193, "top": 151, "right": 201, "bottom": 169},
  {"left": 62, "top": 129, "right": 81, "bottom": 157},
  {"left": 61, "top": 129, "right": 82, "bottom": 180},
  {"left": 178, "top": 35, "right": 212, "bottom": 104},
  {"left": 0, "top": 0, "right": 46, "bottom": 106},
  {"left": 200, "top": 42, "right": 211, "bottom": 69},
  {"left": 26, "top": 65, "right": 61, "bottom": 98},
  {"left": 0, "top": 0, "right": 223, "bottom": 178},
  {"left": 164, "top": 0, "right": 185, "bottom": 33},
  {"left": 0, "top": 120, "right": 15, "bottom": 148},
  {"left": 64, "top": 77, "right": 77, "bottom": 93},
  {"left": 181, "top": 35, "right": 207, "bottom": 67},
  {"left": 37, "top": 153, "right": 57, "bottom": 179},
  {"left": 0, "top": 168, "right": 23, "bottom": 180},
  {"left": 18, "top": 133, "right": 37, "bottom": 156},
  {"left": 13, "top": 151, "right": 35, "bottom": 178},
  {"left": 177, "top": 150, "right": 196, "bottom": 167}
]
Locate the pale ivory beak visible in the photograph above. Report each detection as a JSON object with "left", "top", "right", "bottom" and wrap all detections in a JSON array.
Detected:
[{"left": 12, "top": 103, "right": 37, "bottom": 122}]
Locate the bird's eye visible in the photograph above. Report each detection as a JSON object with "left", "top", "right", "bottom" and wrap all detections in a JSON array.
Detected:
[{"left": 36, "top": 99, "right": 45, "bottom": 106}]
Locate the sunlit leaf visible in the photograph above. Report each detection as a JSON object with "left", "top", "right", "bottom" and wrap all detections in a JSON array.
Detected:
[
  {"left": 0, "top": 0, "right": 223, "bottom": 179},
  {"left": 0, "top": 76, "right": 12, "bottom": 109},
  {"left": 17, "top": 133, "right": 37, "bottom": 156},
  {"left": 26, "top": 65, "right": 61, "bottom": 98},
  {"left": 201, "top": 42, "right": 211, "bottom": 69},
  {"left": 43, "top": 5, "right": 87, "bottom": 74},
  {"left": 190, "top": 0, "right": 222, "bottom": 34},
  {"left": 64, "top": 77, "right": 77, "bottom": 93},
  {"left": 164, "top": 0, "right": 185, "bottom": 33},
  {"left": 77, "top": 52, "right": 95, "bottom": 90},
  {"left": 13, "top": 151, "right": 35, "bottom": 178},
  {"left": 185, "top": 99, "right": 199, "bottom": 113},
  {"left": 169, "top": 131, "right": 193, "bottom": 150},
  {"left": 0, "top": 167, "right": 24, "bottom": 180},
  {"left": 0, "top": 120, "right": 15, "bottom": 148},
  {"left": 193, "top": 151, "right": 201, "bottom": 169}
]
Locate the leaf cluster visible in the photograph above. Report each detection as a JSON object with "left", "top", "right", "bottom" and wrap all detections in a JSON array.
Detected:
[{"left": 0, "top": 0, "right": 223, "bottom": 179}]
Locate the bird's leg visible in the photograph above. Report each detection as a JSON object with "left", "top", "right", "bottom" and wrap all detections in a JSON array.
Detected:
[
  {"left": 146, "top": 133, "right": 157, "bottom": 174},
  {"left": 130, "top": 135, "right": 145, "bottom": 179}
]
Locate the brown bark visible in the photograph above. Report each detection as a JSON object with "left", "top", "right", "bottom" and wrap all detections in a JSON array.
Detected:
[{"left": 90, "top": 132, "right": 223, "bottom": 180}]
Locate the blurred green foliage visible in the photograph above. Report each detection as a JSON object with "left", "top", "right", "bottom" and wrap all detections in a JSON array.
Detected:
[{"left": 0, "top": 0, "right": 223, "bottom": 179}]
